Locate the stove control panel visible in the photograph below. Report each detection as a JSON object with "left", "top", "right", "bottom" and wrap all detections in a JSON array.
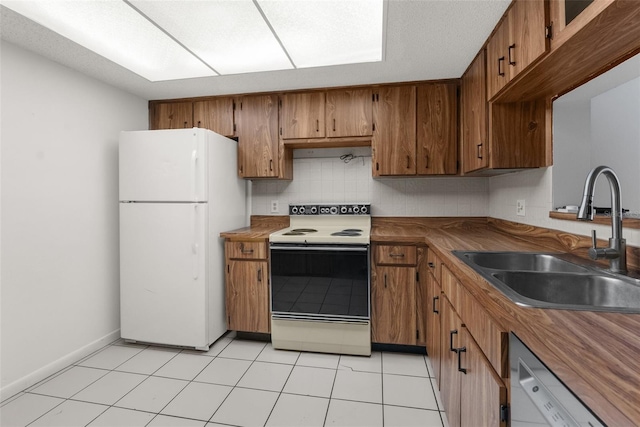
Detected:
[{"left": 289, "top": 203, "right": 370, "bottom": 215}]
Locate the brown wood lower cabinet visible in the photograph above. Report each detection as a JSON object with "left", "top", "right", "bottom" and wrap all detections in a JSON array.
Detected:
[
  {"left": 371, "top": 265, "right": 416, "bottom": 344},
  {"left": 224, "top": 241, "right": 270, "bottom": 333},
  {"left": 440, "top": 297, "right": 507, "bottom": 427},
  {"left": 425, "top": 259, "right": 443, "bottom": 382},
  {"left": 438, "top": 267, "right": 507, "bottom": 427}
]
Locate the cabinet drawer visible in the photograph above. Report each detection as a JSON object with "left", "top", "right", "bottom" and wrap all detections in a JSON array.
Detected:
[
  {"left": 426, "top": 249, "right": 442, "bottom": 282},
  {"left": 375, "top": 245, "right": 417, "bottom": 266},
  {"left": 225, "top": 241, "right": 267, "bottom": 260},
  {"left": 442, "top": 265, "right": 508, "bottom": 378}
]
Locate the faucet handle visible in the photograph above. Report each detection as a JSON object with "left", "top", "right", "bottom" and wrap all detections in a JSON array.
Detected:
[{"left": 591, "top": 230, "right": 597, "bottom": 249}]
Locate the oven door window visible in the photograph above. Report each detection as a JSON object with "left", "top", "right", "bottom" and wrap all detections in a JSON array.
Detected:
[{"left": 270, "top": 246, "right": 369, "bottom": 321}]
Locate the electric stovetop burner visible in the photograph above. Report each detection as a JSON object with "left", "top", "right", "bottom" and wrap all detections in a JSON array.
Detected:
[
  {"left": 331, "top": 229, "right": 362, "bottom": 237},
  {"left": 292, "top": 228, "right": 318, "bottom": 233}
]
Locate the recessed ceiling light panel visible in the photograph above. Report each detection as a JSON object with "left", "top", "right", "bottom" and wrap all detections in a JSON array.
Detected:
[
  {"left": 257, "top": 0, "right": 384, "bottom": 68},
  {"left": 1, "top": 0, "right": 216, "bottom": 82},
  {"left": 130, "top": 0, "right": 294, "bottom": 75}
]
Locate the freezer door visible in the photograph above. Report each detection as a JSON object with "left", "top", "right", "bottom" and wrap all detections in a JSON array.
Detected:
[
  {"left": 119, "top": 129, "right": 208, "bottom": 202},
  {"left": 120, "top": 203, "right": 208, "bottom": 348}
]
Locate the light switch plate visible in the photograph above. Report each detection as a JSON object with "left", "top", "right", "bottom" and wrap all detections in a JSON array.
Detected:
[{"left": 517, "top": 199, "right": 526, "bottom": 216}]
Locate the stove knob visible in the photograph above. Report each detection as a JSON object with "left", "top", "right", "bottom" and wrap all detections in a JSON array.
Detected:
[
  {"left": 310, "top": 206, "right": 318, "bottom": 214},
  {"left": 360, "top": 205, "right": 368, "bottom": 214},
  {"left": 299, "top": 206, "right": 306, "bottom": 214},
  {"left": 353, "top": 206, "right": 360, "bottom": 213},
  {"left": 340, "top": 206, "right": 347, "bottom": 214},
  {"left": 330, "top": 206, "right": 338, "bottom": 215},
  {"left": 291, "top": 206, "right": 298, "bottom": 214}
]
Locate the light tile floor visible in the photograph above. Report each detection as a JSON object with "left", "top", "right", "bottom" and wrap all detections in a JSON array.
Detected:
[{"left": 1, "top": 332, "right": 450, "bottom": 427}]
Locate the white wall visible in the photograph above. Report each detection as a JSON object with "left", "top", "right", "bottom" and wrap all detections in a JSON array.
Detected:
[
  {"left": 1, "top": 41, "right": 148, "bottom": 399},
  {"left": 489, "top": 167, "right": 640, "bottom": 247},
  {"left": 552, "top": 98, "right": 592, "bottom": 208},
  {"left": 251, "top": 151, "right": 489, "bottom": 217},
  {"left": 590, "top": 77, "right": 640, "bottom": 210}
]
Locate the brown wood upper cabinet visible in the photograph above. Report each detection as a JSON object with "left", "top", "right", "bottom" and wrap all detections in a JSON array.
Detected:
[
  {"left": 373, "top": 84, "right": 458, "bottom": 177},
  {"left": 236, "top": 94, "right": 292, "bottom": 179},
  {"left": 193, "top": 97, "right": 235, "bottom": 137},
  {"left": 150, "top": 101, "right": 193, "bottom": 129},
  {"left": 280, "top": 88, "right": 372, "bottom": 139},
  {"left": 372, "top": 85, "right": 417, "bottom": 176},
  {"left": 461, "top": 51, "right": 488, "bottom": 174},
  {"left": 487, "top": 0, "right": 548, "bottom": 100},
  {"left": 417, "top": 83, "right": 458, "bottom": 175}
]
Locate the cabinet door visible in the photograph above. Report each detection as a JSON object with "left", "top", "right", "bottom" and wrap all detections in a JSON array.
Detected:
[
  {"left": 508, "top": 0, "right": 547, "bottom": 78},
  {"left": 150, "top": 102, "right": 193, "bottom": 129},
  {"left": 459, "top": 328, "right": 507, "bottom": 427},
  {"left": 439, "top": 297, "right": 463, "bottom": 427},
  {"left": 461, "top": 51, "right": 488, "bottom": 174},
  {"left": 372, "top": 85, "right": 417, "bottom": 176},
  {"left": 326, "top": 88, "right": 373, "bottom": 137},
  {"left": 226, "top": 260, "right": 270, "bottom": 333},
  {"left": 371, "top": 265, "right": 416, "bottom": 345},
  {"left": 236, "top": 95, "right": 279, "bottom": 178},
  {"left": 280, "top": 92, "right": 325, "bottom": 139},
  {"left": 486, "top": 19, "right": 510, "bottom": 100},
  {"left": 416, "top": 247, "right": 428, "bottom": 347},
  {"left": 193, "top": 98, "right": 234, "bottom": 137},
  {"left": 416, "top": 84, "right": 458, "bottom": 175},
  {"left": 425, "top": 268, "right": 442, "bottom": 383}
]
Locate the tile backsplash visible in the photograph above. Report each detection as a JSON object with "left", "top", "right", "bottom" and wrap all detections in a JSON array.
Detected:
[{"left": 251, "top": 154, "right": 489, "bottom": 217}]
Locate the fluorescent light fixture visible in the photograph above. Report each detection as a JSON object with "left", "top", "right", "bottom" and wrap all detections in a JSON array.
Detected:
[
  {"left": 1, "top": 0, "right": 216, "bottom": 82},
  {"left": 257, "top": 0, "right": 384, "bottom": 68},
  {"left": 130, "top": 0, "right": 293, "bottom": 75},
  {"left": 2, "top": 0, "right": 384, "bottom": 81}
]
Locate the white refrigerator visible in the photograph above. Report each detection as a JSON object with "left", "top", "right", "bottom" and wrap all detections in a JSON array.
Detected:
[{"left": 119, "top": 128, "right": 246, "bottom": 350}]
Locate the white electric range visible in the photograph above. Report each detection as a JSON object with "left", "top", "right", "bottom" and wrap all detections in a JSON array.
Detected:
[{"left": 269, "top": 203, "right": 371, "bottom": 356}]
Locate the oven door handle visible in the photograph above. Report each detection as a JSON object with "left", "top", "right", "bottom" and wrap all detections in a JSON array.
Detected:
[{"left": 270, "top": 245, "right": 368, "bottom": 252}]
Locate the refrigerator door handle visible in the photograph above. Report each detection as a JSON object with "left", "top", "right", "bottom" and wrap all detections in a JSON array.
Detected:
[
  {"left": 192, "top": 204, "right": 199, "bottom": 280},
  {"left": 191, "top": 149, "right": 198, "bottom": 202}
]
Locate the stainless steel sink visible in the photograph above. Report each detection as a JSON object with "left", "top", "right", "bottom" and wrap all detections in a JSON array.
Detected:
[
  {"left": 453, "top": 251, "right": 640, "bottom": 313},
  {"left": 461, "top": 251, "right": 588, "bottom": 273}
]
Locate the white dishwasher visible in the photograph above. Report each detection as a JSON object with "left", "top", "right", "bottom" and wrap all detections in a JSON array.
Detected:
[{"left": 509, "top": 333, "right": 605, "bottom": 427}]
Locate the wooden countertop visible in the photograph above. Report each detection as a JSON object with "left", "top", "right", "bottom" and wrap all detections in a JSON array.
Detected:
[
  {"left": 373, "top": 218, "right": 640, "bottom": 425},
  {"left": 223, "top": 215, "right": 640, "bottom": 424}
]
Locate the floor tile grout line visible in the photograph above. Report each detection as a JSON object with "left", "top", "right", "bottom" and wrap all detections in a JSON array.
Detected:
[
  {"left": 321, "top": 354, "right": 341, "bottom": 427},
  {"left": 205, "top": 336, "right": 269, "bottom": 425}
]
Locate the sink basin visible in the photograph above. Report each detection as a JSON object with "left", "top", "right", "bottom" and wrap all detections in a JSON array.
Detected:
[
  {"left": 453, "top": 251, "right": 640, "bottom": 313},
  {"left": 461, "top": 251, "right": 588, "bottom": 273},
  {"left": 492, "top": 271, "right": 640, "bottom": 310}
]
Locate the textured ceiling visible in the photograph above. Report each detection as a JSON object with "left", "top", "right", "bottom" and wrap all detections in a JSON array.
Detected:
[{"left": 1, "top": 1, "right": 510, "bottom": 101}]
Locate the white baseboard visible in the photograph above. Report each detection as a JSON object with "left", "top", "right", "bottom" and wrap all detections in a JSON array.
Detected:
[{"left": 0, "top": 329, "right": 120, "bottom": 403}]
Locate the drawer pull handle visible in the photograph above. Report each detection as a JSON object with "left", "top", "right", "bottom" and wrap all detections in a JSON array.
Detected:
[
  {"left": 449, "top": 329, "right": 458, "bottom": 352},
  {"left": 508, "top": 44, "right": 516, "bottom": 65},
  {"left": 432, "top": 296, "right": 439, "bottom": 314},
  {"left": 384, "top": 274, "right": 387, "bottom": 288},
  {"left": 257, "top": 268, "right": 262, "bottom": 282},
  {"left": 498, "top": 56, "right": 505, "bottom": 77},
  {"left": 477, "top": 143, "right": 483, "bottom": 159},
  {"left": 457, "top": 346, "right": 467, "bottom": 374},
  {"left": 389, "top": 253, "right": 405, "bottom": 258},
  {"left": 406, "top": 155, "right": 411, "bottom": 169},
  {"left": 239, "top": 243, "right": 254, "bottom": 255}
]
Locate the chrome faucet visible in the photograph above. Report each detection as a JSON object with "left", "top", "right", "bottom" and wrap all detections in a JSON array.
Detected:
[{"left": 576, "top": 165, "right": 627, "bottom": 273}]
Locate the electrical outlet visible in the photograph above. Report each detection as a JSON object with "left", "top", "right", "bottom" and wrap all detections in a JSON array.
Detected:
[
  {"left": 270, "top": 200, "right": 279, "bottom": 213},
  {"left": 516, "top": 199, "right": 526, "bottom": 216}
]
